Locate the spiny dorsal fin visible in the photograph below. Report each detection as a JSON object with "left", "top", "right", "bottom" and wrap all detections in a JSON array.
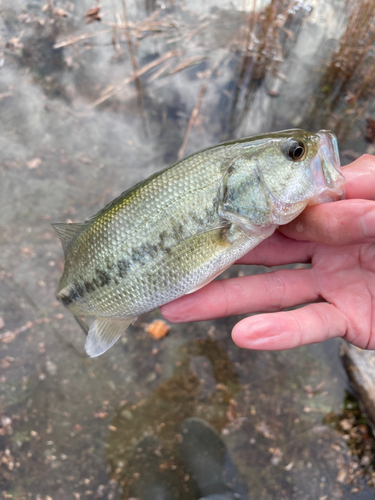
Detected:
[
  {"left": 85, "top": 316, "right": 137, "bottom": 357},
  {"left": 51, "top": 222, "right": 84, "bottom": 254}
]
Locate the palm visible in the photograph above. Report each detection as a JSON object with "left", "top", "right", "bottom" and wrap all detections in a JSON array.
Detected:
[
  {"left": 310, "top": 242, "right": 375, "bottom": 348},
  {"left": 161, "top": 155, "right": 375, "bottom": 351}
]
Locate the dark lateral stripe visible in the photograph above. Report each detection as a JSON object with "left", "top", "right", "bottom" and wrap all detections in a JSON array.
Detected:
[
  {"left": 60, "top": 284, "right": 80, "bottom": 306},
  {"left": 189, "top": 211, "right": 205, "bottom": 226},
  {"left": 117, "top": 258, "right": 129, "bottom": 278},
  {"left": 60, "top": 268, "right": 112, "bottom": 307},
  {"left": 172, "top": 222, "right": 184, "bottom": 240},
  {"left": 61, "top": 293, "right": 74, "bottom": 306},
  {"left": 130, "top": 242, "right": 160, "bottom": 265},
  {"left": 84, "top": 281, "right": 96, "bottom": 293},
  {"left": 96, "top": 268, "right": 111, "bottom": 286},
  {"left": 158, "top": 231, "right": 171, "bottom": 253}
]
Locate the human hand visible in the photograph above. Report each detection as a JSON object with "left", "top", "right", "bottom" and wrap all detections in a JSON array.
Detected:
[{"left": 161, "top": 155, "right": 375, "bottom": 350}]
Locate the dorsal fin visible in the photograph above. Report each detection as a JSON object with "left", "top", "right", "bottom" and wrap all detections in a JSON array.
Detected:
[{"left": 51, "top": 222, "right": 84, "bottom": 254}]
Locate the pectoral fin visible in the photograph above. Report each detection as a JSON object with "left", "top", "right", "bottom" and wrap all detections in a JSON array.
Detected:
[
  {"left": 85, "top": 317, "right": 137, "bottom": 357},
  {"left": 220, "top": 156, "right": 272, "bottom": 229}
]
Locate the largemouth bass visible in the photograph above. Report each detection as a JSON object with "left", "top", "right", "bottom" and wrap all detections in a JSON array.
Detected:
[{"left": 53, "top": 129, "right": 345, "bottom": 357}]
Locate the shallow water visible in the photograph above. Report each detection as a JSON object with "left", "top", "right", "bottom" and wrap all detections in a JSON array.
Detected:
[{"left": 1, "top": 0, "right": 375, "bottom": 498}]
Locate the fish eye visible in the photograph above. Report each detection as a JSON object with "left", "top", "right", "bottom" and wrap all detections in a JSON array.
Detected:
[{"left": 284, "top": 139, "right": 307, "bottom": 161}]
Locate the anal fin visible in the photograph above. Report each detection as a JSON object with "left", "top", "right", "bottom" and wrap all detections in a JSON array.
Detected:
[{"left": 85, "top": 317, "right": 137, "bottom": 358}]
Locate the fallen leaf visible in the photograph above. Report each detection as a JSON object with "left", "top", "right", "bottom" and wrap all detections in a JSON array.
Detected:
[
  {"left": 93, "top": 411, "right": 108, "bottom": 419},
  {"left": 336, "top": 468, "right": 347, "bottom": 483},
  {"left": 54, "top": 7, "right": 68, "bottom": 17},
  {"left": 146, "top": 320, "right": 170, "bottom": 339},
  {"left": 85, "top": 6, "right": 101, "bottom": 23},
  {"left": 1, "top": 357, "right": 15, "bottom": 369},
  {"left": 0, "top": 331, "right": 16, "bottom": 343},
  {"left": 365, "top": 117, "right": 375, "bottom": 143},
  {"left": 255, "top": 421, "right": 275, "bottom": 440},
  {"left": 27, "top": 158, "right": 41, "bottom": 169}
]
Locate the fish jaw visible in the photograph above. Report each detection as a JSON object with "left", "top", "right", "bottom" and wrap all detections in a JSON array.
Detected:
[
  {"left": 308, "top": 130, "right": 345, "bottom": 205},
  {"left": 267, "top": 131, "right": 345, "bottom": 224}
]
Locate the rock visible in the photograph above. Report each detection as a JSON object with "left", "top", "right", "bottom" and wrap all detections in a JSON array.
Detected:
[{"left": 341, "top": 341, "right": 375, "bottom": 430}]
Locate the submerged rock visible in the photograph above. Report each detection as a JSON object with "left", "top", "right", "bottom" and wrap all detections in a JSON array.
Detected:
[{"left": 341, "top": 341, "right": 375, "bottom": 430}]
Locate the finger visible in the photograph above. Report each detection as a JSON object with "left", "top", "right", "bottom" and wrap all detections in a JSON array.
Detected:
[
  {"left": 342, "top": 154, "right": 375, "bottom": 200},
  {"left": 236, "top": 231, "right": 313, "bottom": 266},
  {"left": 232, "top": 302, "right": 348, "bottom": 350},
  {"left": 161, "top": 268, "right": 318, "bottom": 322},
  {"left": 279, "top": 199, "right": 375, "bottom": 245}
]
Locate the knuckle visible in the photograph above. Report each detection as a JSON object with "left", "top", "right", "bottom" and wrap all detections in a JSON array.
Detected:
[
  {"left": 218, "top": 280, "right": 230, "bottom": 317},
  {"left": 264, "top": 272, "right": 286, "bottom": 311},
  {"left": 323, "top": 210, "right": 341, "bottom": 244}
]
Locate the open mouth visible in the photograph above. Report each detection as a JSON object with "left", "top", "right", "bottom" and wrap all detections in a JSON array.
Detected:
[{"left": 308, "top": 130, "right": 346, "bottom": 205}]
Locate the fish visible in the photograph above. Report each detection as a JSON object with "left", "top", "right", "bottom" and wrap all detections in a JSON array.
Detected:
[{"left": 53, "top": 129, "right": 345, "bottom": 357}]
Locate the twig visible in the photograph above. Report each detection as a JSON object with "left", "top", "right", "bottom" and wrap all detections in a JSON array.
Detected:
[
  {"left": 53, "top": 29, "right": 111, "bottom": 49},
  {"left": 147, "top": 60, "right": 174, "bottom": 82},
  {"left": 120, "top": 0, "right": 146, "bottom": 127},
  {"left": 88, "top": 50, "right": 181, "bottom": 109},
  {"left": 184, "top": 21, "right": 209, "bottom": 43},
  {"left": 177, "top": 82, "right": 207, "bottom": 160},
  {"left": 111, "top": 25, "right": 121, "bottom": 54},
  {"left": 167, "top": 56, "right": 206, "bottom": 76},
  {"left": 0, "top": 90, "right": 13, "bottom": 100},
  {"left": 177, "top": 46, "right": 233, "bottom": 160}
]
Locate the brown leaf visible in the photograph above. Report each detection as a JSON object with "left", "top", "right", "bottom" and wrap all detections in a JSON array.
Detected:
[
  {"left": 93, "top": 411, "right": 108, "bottom": 419},
  {"left": 85, "top": 6, "right": 101, "bottom": 23},
  {"left": 54, "top": 7, "right": 68, "bottom": 17},
  {"left": 364, "top": 117, "right": 375, "bottom": 143},
  {"left": 1, "top": 357, "right": 15, "bottom": 369},
  {"left": 26, "top": 158, "right": 41, "bottom": 169},
  {"left": 146, "top": 320, "right": 170, "bottom": 340}
]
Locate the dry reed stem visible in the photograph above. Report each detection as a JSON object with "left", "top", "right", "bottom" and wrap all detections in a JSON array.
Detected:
[
  {"left": 147, "top": 60, "right": 174, "bottom": 82},
  {"left": 53, "top": 29, "right": 111, "bottom": 49},
  {"left": 167, "top": 56, "right": 206, "bottom": 76},
  {"left": 88, "top": 50, "right": 182, "bottom": 109},
  {"left": 0, "top": 92, "right": 13, "bottom": 101},
  {"left": 184, "top": 21, "right": 209, "bottom": 43},
  {"left": 111, "top": 24, "right": 121, "bottom": 54},
  {"left": 120, "top": 0, "right": 146, "bottom": 124},
  {"left": 177, "top": 82, "right": 207, "bottom": 160},
  {"left": 178, "top": 44, "right": 233, "bottom": 160}
]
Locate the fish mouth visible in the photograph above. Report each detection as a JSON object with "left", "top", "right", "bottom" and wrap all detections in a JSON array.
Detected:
[{"left": 308, "top": 130, "right": 346, "bottom": 205}]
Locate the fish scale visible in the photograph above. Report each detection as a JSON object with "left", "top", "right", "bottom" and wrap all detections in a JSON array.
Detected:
[{"left": 53, "top": 129, "right": 345, "bottom": 357}]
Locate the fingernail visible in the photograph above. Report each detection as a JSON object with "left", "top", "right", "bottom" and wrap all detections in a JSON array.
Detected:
[{"left": 361, "top": 210, "right": 375, "bottom": 239}]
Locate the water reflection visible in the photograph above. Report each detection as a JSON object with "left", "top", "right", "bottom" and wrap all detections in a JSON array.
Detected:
[
  {"left": 106, "top": 339, "right": 244, "bottom": 499},
  {"left": 1, "top": 0, "right": 375, "bottom": 498}
]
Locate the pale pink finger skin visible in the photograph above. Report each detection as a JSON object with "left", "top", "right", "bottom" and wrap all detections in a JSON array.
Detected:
[
  {"left": 231, "top": 303, "right": 348, "bottom": 350},
  {"left": 279, "top": 199, "right": 375, "bottom": 245},
  {"left": 231, "top": 243, "right": 375, "bottom": 350},
  {"left": 236, "top": 231, "right": 312, "bottom": 266},
  {"left": 161, "top": 268, "right": 318, "bottom": 322},
  {"left": 343, "top": 154, "right": 375, "bottom": 200},
  {"left": 280, "top": 155, "right": 375, "bottom": 245}
]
